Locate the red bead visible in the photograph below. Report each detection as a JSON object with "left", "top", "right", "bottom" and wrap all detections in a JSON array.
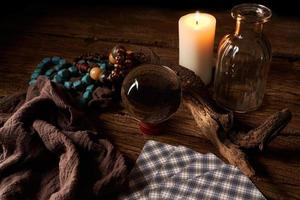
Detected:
[{"left": 76, "top": 63, "right": 89, "bottom": 73}]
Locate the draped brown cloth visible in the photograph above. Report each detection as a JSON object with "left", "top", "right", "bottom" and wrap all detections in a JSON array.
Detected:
[{"left": 0, "top": 77, "right": 127, "bottom": 200}]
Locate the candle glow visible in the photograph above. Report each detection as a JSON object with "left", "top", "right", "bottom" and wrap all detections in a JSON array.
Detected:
[{"left": 178, "top": 12, "right": 216, "bottom": 85}]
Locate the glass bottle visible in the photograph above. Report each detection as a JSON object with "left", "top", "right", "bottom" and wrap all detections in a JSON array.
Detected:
[{"left": 214, "top": 4, "right": 272, "bottom": 113}]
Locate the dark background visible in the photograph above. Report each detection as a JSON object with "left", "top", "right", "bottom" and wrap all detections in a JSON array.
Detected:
[{"left": 1, "top": 0, "right": 299, "bottom": 17}]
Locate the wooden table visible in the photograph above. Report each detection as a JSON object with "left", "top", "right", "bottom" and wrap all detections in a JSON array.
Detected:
[{"left": 1, "top": 4, "right": 300, "bottom": 199}]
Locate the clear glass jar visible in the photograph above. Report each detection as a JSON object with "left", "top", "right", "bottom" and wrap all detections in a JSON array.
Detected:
[{"left": 214, "top": 4, "right": 272, "bottom": 113}]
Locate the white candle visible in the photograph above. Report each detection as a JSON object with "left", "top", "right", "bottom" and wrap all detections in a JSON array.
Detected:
[{"left": 179, "top": 12, "right": 216, "bottom": 85}]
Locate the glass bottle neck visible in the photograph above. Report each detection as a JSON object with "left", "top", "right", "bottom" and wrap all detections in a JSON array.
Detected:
[{"left": 234, "top": 19, "right": 264, "bottom": 37}]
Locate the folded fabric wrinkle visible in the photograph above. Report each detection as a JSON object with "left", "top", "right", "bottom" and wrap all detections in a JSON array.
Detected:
[{"left": 0, "top": 77, "right": 127, "bottom": 200}]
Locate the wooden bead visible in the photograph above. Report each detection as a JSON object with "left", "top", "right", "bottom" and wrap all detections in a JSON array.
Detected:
[
  {"left": 109, "top": 53, "right": 116, "bottom": 64},
  {"left": 115, "top": 55, "right": 124, "bottom": 64},
  {"left": 99, "top": 74, "right": 106, "bottom": 82},
  {"left": 119, "top": 70, "right": 126, "bottom": 77},
  {"left": 126, "top": 50, "right": 134, "bottom": 59},
  {"left": 89, "top": 67, "right": 102, "bottom": 80},
  {"left": 124, "top": 59, "right": 133, "bottom": 68},
  {"left": 114, "top": 63, "right": 123, "bottom": 69},
  {"left": 112, "top": 45, "right": 126, "bottom": 58}
]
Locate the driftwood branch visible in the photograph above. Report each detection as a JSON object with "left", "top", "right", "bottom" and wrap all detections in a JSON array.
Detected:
[
  {"left": 168, "top": 64, "right": 292, "bottom": 177},
  {"left": 229, "top": 108, "right": 292, "bottom": 150},
  {"left": 140, "top": 49, "right": 292, "bottom": 177}
]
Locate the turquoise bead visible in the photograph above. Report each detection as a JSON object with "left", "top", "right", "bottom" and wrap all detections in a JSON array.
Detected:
[
  {"left": 59, "top": 59, "right": 66, "bottom": 65},
  {"left": 99, "top": 63, "right": 107, "bottom": 70},
  {"left": 54, "top": 64, "right": 63, "bottom": 71},
  {"left": 52, "top": 75, "right": 63, "bottom": 83},
  {"left": 86, "top": 84, "right": 95, "bottom": 92},
  {"left": 31, "top": 72, "right": 40, "bottom": 79},
  {"left": 41, "top": 57, "right": 51, "bottom": 64},
  {"left": 45, "top": 68, "right": 55, "bottom": 77},
  {"left": 34, "top": 68, "right": 42, "bottom": 74},
  {"left": 68, "top": 66, "right": 78, "bottom": 75},
  {"left": 83, "top": 90, "right": 92, "bottom": 100},
  {"left": 52, "top": 56, "right": 61, "bottom": 64},
  {"left": 78, "top": 59, "right": 85, "bottom": 64},
  {"left": 58, "top": 69, "right": 70, "bottom": 79},
  {"left": 29, "top": 79, "right": 36, "bottom": 85},
  {"left": 37, "top": 62, "right": 45, "bottom": 69},
  {"left": 81, "top": 73, "right": 91, "bottom": 84},
  {"left": 73, "top": 80, "right": 83, "bottom": 90},
  {"left": 64, "top": 81, "right": 73, "bottom": 89}
]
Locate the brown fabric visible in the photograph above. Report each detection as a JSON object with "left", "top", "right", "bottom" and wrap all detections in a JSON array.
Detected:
[{"left": 0, "top": 77, "right": 127, "bottom": 200}]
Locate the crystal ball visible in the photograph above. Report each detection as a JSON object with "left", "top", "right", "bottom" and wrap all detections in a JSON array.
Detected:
[{"left": 121, "top": 64, "right": 181, "bottom": 134}]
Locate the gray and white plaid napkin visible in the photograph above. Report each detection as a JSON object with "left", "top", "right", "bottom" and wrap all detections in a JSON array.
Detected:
[{"left": 120, "top": 140, "right": 266, "bottom": 200}]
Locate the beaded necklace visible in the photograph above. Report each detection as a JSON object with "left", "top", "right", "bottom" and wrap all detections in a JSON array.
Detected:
[{"left": 29, "top": 45, "right": 142, "bottom": 105}]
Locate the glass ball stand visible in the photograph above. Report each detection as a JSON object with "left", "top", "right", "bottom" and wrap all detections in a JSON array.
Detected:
[{"left": 121, "top": 64, "right": 182, "bottom": 135}]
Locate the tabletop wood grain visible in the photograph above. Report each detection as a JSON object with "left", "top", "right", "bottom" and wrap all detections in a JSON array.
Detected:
[{"left": 0, "top": 4, "right": 299, "bottom": 199}]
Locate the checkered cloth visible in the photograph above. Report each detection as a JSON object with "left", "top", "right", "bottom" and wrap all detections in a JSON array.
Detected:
[{"left": 120, "top": 140, "right": 266, "bottom": 200}]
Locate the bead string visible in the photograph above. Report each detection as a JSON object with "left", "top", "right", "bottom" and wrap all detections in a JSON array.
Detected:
[{"left": 29, "top": 45, "right": 140, "bottom": 106}]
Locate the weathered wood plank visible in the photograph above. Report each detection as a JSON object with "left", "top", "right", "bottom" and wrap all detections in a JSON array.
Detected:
[
  {"left": 1, "top": 32, "right": 299, "bottom": 131},
  {"left": 1, "top": 5, "right": 300, "bottom": 58},
  {"left": 99, "top": 110, "right": 300, "bottom": 199},
  {"left": 0, "top": 6, "right": 300, "bottom": 199}
]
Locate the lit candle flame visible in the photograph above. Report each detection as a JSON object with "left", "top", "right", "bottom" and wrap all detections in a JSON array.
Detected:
[{"left": 195, "top": 11, "right": 201, "bottom": 26}]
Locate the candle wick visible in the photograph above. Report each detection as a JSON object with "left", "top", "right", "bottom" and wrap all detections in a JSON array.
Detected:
[{"left": 196, "top": 20, "right": 199, "bottom": 25}]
